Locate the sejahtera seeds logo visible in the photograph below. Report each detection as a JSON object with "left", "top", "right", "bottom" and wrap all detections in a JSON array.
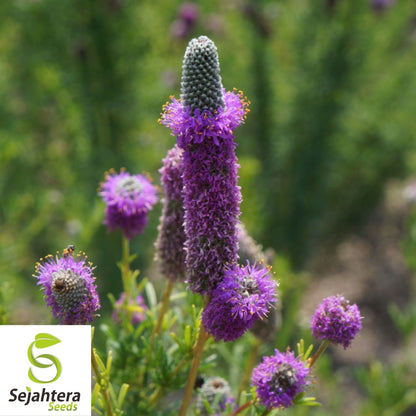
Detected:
[
  {"left": 27, "top": 333, "right": 62, "bottom": 384},
  {"left": 0, "top": 326, "right": 91, "bottom": 416}
]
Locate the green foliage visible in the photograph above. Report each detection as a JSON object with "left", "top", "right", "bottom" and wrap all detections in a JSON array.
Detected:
[
  {"left": 356, "top": 360, "right": 416, "bottom": 416},
  {"left": 2, "top": 0, "right": 416, "bottom": 303},
  {"left": 388, "top": 303, "right": 416, "bottom": 343}
]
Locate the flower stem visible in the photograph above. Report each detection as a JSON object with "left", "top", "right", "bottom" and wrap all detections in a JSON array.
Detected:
[
  {"left": 178, "top": 320, "right": 209, "bottom": 416},
  {"left": 152, "top": 278, "right": 174, "bottom": 340},
  {"left": 309, "top": 339, "right": 330, "bottom": 367},
  {"left": 121, "top": 236, "right": 132, "bottom": 298},
  {"left": 231, "top": 399, "right": 255, "bottom": 415}
]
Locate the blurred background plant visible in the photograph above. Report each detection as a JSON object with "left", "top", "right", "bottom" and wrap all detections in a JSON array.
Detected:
[{"left": 2, "top": 0, "right": 416, "bottom": 415}]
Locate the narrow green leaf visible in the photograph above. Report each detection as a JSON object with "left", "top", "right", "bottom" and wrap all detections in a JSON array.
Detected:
[
  {"left": 117, "top": 384, "right": 130, "bottom": 408},
  {"left": 94, "top": 350, "right": 106, "bottom": 372},
  {"left": 184, "top": 325, "right": 191, "bottom": 348},
  {"left": 92, "top": 383, "right": 101, "bottom": 405},
  {"left": 144, "top": 281, "right": 157, "bottom": 309}
]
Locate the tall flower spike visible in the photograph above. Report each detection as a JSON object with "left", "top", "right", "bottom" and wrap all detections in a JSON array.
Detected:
[
  {"left": 252, "top": 349, "right": 310, "bottom": 410},
  {"left": 99, "top": 169, "right": 158, "bottom": 240},
  {"left": 160, "top": 36, "right": 249, "bottom": 294},
  {"left": 202, "top": 262, "right": 277, "bottom": 342},
  {"left": 34, "top": 248, "right": 101, "bottom": 324},
  {"left": 154, "top": 145, "right": 186, "bottom": 281},
  {"left": 310, "top": 295, "right": 362, "bottom": 349}
]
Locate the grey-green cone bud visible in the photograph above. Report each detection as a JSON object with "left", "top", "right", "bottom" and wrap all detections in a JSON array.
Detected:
[
  {"left": 181, "top": 36, "right": 225, "bottom": 114},
  {"left": 52, "top": 269, "right": 88, "bottom": 312},
  {"left": 195, "top": 377, "right": 233, "bottom": 415}
]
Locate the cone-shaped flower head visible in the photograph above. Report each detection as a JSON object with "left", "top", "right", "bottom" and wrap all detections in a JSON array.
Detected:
[
  {"left": 196, "top": 376, "right": 235, "bottom": 415},
  {"left": 99, "top": 169, "right": 158, "bottom": 240},
  {"left": 34, "top": 247, "right": 100, "bottom": 324},
  {"left": 202, "top": 262, "right": 277, "bottom": 342},
  {"left": 310, "top": 295, "right": 362, "bottom": 349},
  {"left": 252, "top": 349, "right": 310, "bottom": 410},
  {"left": 112, "top": 292, "right": 147, "bottom": 325},
  {"left": 160, "top": 36, "right": 249, "bottom": 294},
  {"left": 181, "top": 35, "right": 225, "bottom": 114},
  {"left": 154, "top": 145, "right": 186, "bottom": 281}
]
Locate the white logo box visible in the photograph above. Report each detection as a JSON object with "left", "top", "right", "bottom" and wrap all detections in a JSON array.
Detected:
[{"left": 0, "top": 326, "right": 91, "bottom": 416}]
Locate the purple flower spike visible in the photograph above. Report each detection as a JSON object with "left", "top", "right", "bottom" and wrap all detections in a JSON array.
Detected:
[
  {"left": 112, "top": 292, "right": 147, "bottom": 325},
  {"left": 155, "top": 145, "right": 186, "bottom": 281},
  {"left": 310, "top": 295, "right": 362, "bottom": 349},
  {"left": 202, "top": 262, "right": 277, "bottom": 342},
  {"left": 160, "top": 36, "right": 249, "bottom": 294},
  {"left": 99, "top": 169, "right": 158, "bottom": 240},
  {"left": 252, "top": 349, "right": 310, "bottom": 410},
  {"left": 34, "top": 248, "right": 101, "bottom": 324}
]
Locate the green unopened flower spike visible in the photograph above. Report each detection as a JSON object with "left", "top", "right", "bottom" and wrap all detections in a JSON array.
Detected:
[{"left": 180, "top": 35, "right": 225, "bottom": 114}]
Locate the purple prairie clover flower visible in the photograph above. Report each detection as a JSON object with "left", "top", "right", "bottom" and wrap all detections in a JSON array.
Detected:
[
  {"left": 99, "top": 168, "right": 158, "bottom": 240},
  {"left": 161, "top": 90, "right": 249, "bottom": 149},
  {"left": 310, "top": 295, "right": 362, "bottom": 349},
  {"left": 170, "top": 2, "right": 200, "bottom": 39},
  {"left": 202, "top": 262, "right": 277, "bottom": 342},
  {"left": 160, "top": 35, "right": 249, "bottom": 294},
  {"left": 34, "top": 248, "right": 100, "bottom": 324},
  {"left": 178, "top": 2, "right": 199, "bottom": 25},
  {"left": 371, "top": 0, "right": 395, "bottom": 11},
  {"left": 112, "top": 292, "right": 147, "bottom": 325},
  {"left": 252, "top": 349, "right": 310, "bottom": 410},
  {"left": 154, "top": 145, "right": 186, "bottom": 281}
]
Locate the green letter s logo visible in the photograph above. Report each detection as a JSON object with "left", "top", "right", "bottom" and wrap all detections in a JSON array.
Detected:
[{"left": 27, "top": 333, "right": 62, "bottom": 384}]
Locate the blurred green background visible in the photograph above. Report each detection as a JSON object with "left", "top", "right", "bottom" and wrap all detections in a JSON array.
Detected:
[{"left": 1, "top": 0, "right": 416, "bottom": 319}]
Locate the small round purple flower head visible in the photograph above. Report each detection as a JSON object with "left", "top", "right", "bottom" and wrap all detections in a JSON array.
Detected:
[
  {"left": 310, "top": 295, "right": 362, "bottom": 349},
  {"left": 178, "top": 2, "right": 199, "bottom": 25},
  {"left": 154, "top": 145, "right": 186, "bottom": 281},
  {"left": 196, "top": 376, "right": 235, "bottom": 415},
  {"left": 371, "top": 0, "right": 395, "bottom": 11},
  {"left": 99, "top": 168, "right": 158, "bottom": 240},
  {"left": 112, "top": 292, "right": 147, "bottom": 325},
  {"left": 34, "top": 247, "right": 101, "bottom": 324},
  {"left": 160, "top": 36, "right": 249, "bottom": 295},
  {"left": 252, "top": 349, "right": 310, "bottom": 410},
  {"left": 170, "top": 2, "right": 200, "bottom": 40},
  {"left": 202, "top": 262, "right": 277, "bottom": 342}
]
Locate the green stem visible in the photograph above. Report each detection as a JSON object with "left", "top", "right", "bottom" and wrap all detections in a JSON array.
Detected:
[
  {"left": 309, "top": 339, "right": 330, "bottom": 367},
  {"left": 178, "top": 321, "right": 209, "bottom": 416},
  {"left": 121, "top": 236, "right": 132, "bottom": 298},
  {"left": 152, "top": 278, "right": 174, "bottom": 341}
]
